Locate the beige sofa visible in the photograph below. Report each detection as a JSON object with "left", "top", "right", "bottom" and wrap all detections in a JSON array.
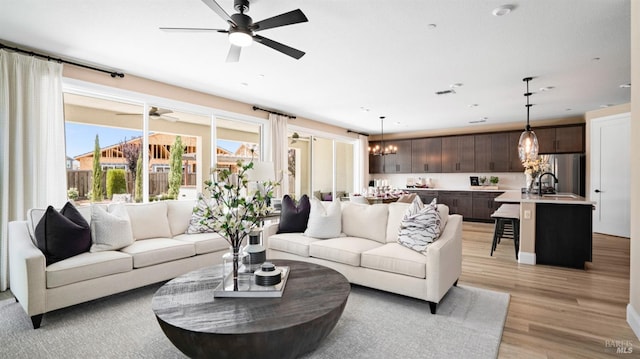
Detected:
[
  {"left": 264, "top": 201, "right": 463, "bottom": 314},
  {"left": 8, "top": 200, "right": 228, "bottom": 329}
]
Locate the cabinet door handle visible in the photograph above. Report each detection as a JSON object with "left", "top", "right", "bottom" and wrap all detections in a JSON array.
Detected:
[
  {"left": 424, "top": 163, "right": 429, "bottom": 172},
  {"left": 595, "top": 189, "right": 601, "bottom": 193}
]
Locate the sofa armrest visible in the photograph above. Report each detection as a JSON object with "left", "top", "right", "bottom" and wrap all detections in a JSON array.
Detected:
[
  {"left": 262, "top": 222, "right": 279, "bottom": 248},
  {"left": 8, "top": 220, "right": 47, "bottom": 317},
  {"left": 425, "top": 214, "right": 463, "bottom": 303}
]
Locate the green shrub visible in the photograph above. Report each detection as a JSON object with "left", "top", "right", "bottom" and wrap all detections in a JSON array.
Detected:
[
  {"left": 106, "top": 169, "right": 127, "bottom": 199},
  {"left": 67, "top": 187, "right": 79, "bottom": 200}
]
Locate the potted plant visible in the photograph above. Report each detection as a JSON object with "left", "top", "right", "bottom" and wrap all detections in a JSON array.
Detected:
[{"left": 490, "top": 176, "right": 499, "bottom": 186}]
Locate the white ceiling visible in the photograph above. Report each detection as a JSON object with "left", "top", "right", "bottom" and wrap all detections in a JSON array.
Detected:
[{"left": 0, "top": 0, "right": 631, "bottom": 135}]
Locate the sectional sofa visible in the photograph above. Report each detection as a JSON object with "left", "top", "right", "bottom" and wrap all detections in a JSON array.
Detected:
[
  {"left": 264, "top": 201, "right": 463, "bottom": 313},
  {"left": 8, "top": 200, "right": 228, "bottom": 329}
]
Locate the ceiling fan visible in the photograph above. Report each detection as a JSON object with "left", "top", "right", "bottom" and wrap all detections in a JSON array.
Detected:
[
  {"left": 159, "top": 0, "right": 308, "bottom": 62},
  {"left": 116, "top": 107, "right": 179, "bottom": 122}
]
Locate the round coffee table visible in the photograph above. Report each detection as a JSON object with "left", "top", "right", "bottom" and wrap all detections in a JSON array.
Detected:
[{"left": 152, "top": 259, "right": 350, "bottom": 359}]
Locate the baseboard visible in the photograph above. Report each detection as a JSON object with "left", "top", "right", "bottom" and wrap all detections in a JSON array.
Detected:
[
  {"left": 518, "top": 252, "right": 536, "bottom": 265},
  {"left": 627, "top": 304, "right": 640, "bottom": 340}
]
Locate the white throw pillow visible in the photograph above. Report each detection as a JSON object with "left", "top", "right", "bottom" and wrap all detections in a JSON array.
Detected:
[
  {"left": 90, "top": 203, "right": 134, "bottom": 252},
  {"left": 186, "top": 193, "right": 216, "bottom": 234},
  {"left": 304, "top": 198, "right": 342, "bottom": 239},
  {"left": 397, "top": 198, "right": 441, "bottom": 253}
]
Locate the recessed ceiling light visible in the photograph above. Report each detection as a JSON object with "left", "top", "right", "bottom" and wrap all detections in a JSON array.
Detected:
[
  {"left": 360, "top": 107, "right": 370, "bottom": 112},
  {"left": 599, "top": 104, "right": 613, "bottom": 108},
  {"left": 539, "top": 86, "right": 555, "bottom": 92},
  {"left": 395, "top": 121, "right": 401, "bottom": 125},
  {"left": 427, "top": 24, "right": 437, "bottom": 29},
  {"left": 241, "top": 82, "right": 249, "bottom": 86},
  {"left": 469, "top": 104, "right": 479, "bottom": 108},
  {"left": 450, "top": 83, "right": 463, "bottom": 88},
  {"left": 592, "top": 57, "right": 601, "bottom": 62},
  {"left": 565, "top": 108, "right": 572, "bottom": 111},
  {"left": 620, "top": 83, "right": 631, "bottom": 88},
  {"left": 492, "top": 5, "right": 514, "bottom": 17}
]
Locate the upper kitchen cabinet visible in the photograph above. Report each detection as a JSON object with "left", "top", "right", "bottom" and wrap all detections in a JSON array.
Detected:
[
  {"left": 381, "top": 139, "right": 412, "bottom": 173},
  {"left": 475, "top": 133, "right": 509, "bottom": 172},
  {"left": 508, "top": 131, "right": 525, "bottom": 172},
  {"left": 535, "top": 124, "right": 585, "bottom": 154},
  {"left": 411, "top": 137, "right": 442, "bottom": 173},
  {"left": 442, "top": 135, "right": 475, "bottom": 172}
]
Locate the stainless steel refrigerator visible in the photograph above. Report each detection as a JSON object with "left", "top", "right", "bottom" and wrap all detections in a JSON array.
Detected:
[{"left": 540, "top": 154, "right": 586, "bottom": 196}]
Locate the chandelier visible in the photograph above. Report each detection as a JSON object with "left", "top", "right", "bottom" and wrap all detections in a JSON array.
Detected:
[
  {"left": 517, "top": 77, "right": 539, "bottom": 162},
  {"left": 368, "top": 116, "right": 397, "bottom": 156}
]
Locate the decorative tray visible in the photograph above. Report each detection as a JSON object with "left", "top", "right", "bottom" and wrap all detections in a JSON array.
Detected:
[{"left": 213, "top": 266, "right": 289, "bottom": 298}]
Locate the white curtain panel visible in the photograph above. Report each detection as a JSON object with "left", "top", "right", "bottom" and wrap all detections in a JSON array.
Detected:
[
  {"left": 0, "top": 50, "right": 66, "bottom": 291},
  {"left": 269, "top": 113, "right": 288, "bottom": 198}
]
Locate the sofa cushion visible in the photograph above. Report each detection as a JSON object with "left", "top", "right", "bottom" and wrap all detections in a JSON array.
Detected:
[
  {"left": 45, "top": 251, "right": 133, "bottom": 288},
  {"left": 277, "top": 195, "right": 311, "bottom": 234},
  {"left": 309, "top": 237, "right": 382, "bottom": 266},
  {"left": 397, "top": 198, "right": 441, "bottom": 253},
  {"left": 186, "top": 193, "right": 216, "bottom": 234},
  {"left": 341, "top": 203, "right": 388, "bottom": 244},
  {"left": 269, "top": 233, "right": 321, "bottom": 257},
  {"left": 125, "top": 202, "right": 172, "bottom": 240},
  {"left": 35, "top": 202, "right": 92, "bottom": 265},
  {"left": 304, "top": 198, "right": 341, "bottom": 239},
  {"left": 166, "top": 200, "right": 196, "bottom": 236},
  {"left": 386, "top": 202, "right": 410, "bottom": 243},
  {"left": 173, "top": 232, "right": 229, "bottom": 254},
  {"left": 361, "top": 243, "right": 427, "bottom": 279},
  {"left": 90, "top": 204, "right": 135, "bottom": 252},
  {"left": 437, "top": 204, "right": 449, "bottom": 233},
  {"left": 120, "top": 238, "right": 196, "bottom": 268}
]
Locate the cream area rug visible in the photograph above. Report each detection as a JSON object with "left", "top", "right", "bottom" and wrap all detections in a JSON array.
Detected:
[{"left": 0, "top": 283, "right": 508, "bottom": 359}]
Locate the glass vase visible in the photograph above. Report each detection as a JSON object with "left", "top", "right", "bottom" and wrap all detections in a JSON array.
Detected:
[
  {"left": 525, "top": 173, "right": 537, "bottom": 194},
  {"left": 222, "top": 246, "right": 249, "bottom": 291}
]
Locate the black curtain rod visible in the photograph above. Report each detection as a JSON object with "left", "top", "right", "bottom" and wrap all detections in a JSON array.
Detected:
[
  {"left": 0, "top": 42, "right": 125, "bottom": 78},
  {"left": 347, "top": 129, "right": 369, "bottom": 137},
  {"left": 252, "top": 106, "right": 296, "bottom": 119}
]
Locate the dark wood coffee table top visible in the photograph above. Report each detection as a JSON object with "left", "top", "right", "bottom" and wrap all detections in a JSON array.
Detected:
[{"left": 152, "top": 259, "right": 350, "bottom": 359}]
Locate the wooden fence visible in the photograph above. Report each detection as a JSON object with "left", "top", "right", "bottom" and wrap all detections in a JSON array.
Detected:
[{"left": 67, "top": 170, "right": 196, "bottom": 199}]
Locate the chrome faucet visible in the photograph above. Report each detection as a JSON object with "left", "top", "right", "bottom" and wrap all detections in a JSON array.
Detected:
[{"left": 538, "top": 172, "right": 558, "bottom": 194}]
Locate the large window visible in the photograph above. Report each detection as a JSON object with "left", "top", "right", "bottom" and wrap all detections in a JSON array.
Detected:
[{"left": 288, "top": 130, "right": 356, "bottom": 201}]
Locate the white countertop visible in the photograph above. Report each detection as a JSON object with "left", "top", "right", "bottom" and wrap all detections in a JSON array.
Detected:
[{"left": 495, "top": 191, "right": 596, "bottom": 205}]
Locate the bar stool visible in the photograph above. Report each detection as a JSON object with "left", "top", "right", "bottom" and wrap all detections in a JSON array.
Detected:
[{"left": 490, "top": 204, "right": 520, "bottom": 259}]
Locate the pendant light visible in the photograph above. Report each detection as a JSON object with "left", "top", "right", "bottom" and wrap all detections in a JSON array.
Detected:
[
  {"left": 518, "top": 77, "right": 539, "bottom": 162},
  {"left": 368, "top": 116, "right": 397, "bottom": 156}
]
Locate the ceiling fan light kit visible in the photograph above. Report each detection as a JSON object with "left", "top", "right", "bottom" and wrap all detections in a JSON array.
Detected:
[
  {"left": 160, "top": 0, "right": 308, "bottom": 62},
  {"left": 517, "top": 77, "right": 539, "bottom": 162}
]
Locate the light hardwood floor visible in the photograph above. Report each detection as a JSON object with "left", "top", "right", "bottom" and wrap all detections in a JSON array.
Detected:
[{"left": 461, "top": 221, "right": 638, "bottom": 358}]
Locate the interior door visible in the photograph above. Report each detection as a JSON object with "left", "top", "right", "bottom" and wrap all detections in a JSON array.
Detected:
[{"left": 590, "top": 113, "right": 630, "bottom": 237}]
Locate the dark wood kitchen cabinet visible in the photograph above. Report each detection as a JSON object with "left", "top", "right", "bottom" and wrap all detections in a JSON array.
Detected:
[
  {"left": 438, "top": 191, "right": 473, "bottom": 218},
  {"left": 535, "top": 203, "right": 592, "bottom": 269},
  {"left": 474, "top": 133, "right": 509, "bottom": 172},
  {"left": 535, "top": 125, "right": 584, "bottom": 154},
  {"left": 411, "top": 137, "right": 442, "bottom": 173},
  {"left": 368, "top": 141, "right": 383, "bottom": 173},
  {"left": 407, "top": 190, "right": 438, "bottom": 204},
  {"left": 382, "top": 139, "right": 412, "bottom": 173},
  {"left": 508, "top": 131, "right": 525, "bottom": 172},
  {"left": 441, "top": 135, "right": 475, "bottom": 173},
  {"left": 471, "top": 191, "right": 504, "bottom": 221}
]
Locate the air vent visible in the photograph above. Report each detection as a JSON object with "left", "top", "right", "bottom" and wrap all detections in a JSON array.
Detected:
[
  {"left": 435, "top": 89, "right": 456, "bottom": 95},
  {"left": 469, "top": 117, "right": 487, "bottom": 124}
]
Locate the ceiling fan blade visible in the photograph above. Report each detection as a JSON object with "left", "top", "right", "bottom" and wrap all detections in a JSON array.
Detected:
[
  {"left": 153, "top": 108, "right": 173, "bottom": 115},
  {"left": 253, "top": 34, "right": 305, "bottom": 60},
  {"left": 226, "top": 45, "right": 241, "bottom": 63},
  {"left": 159, "top": 27, "right": 228, "bottom": 33},
  {"left": 157, "top": 115, "right": 179, "bottom": 122},
  {"left": 252, "top": 9, "right": 308, "bottom": 32},
  {"left": 200, "top": 0, "right": 235, "bottom": 26}
]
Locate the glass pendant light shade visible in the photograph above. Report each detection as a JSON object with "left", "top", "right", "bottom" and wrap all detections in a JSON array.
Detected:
[
  {"left": 517, "top": 77, "right": 539, "bottom": 162},
  {"left": 518, "top": 128, "right": 539, "bottom": 162}
]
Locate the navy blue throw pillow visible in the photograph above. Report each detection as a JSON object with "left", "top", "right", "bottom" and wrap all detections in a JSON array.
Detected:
[
  {"left": 35, "top": 202, "right": 91, "bottom": 265},
  {"left": 277, "top": 195, "right": 311, "bottom": 233}
]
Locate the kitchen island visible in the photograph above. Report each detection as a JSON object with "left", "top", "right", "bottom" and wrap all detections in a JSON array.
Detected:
[{"left": 495, "top": 192, "right": 596, "bottom": 269}]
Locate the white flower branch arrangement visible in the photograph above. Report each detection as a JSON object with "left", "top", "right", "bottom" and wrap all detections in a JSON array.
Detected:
[{"left": 202, "top": 160, "right": 279, "bottom": 290}]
